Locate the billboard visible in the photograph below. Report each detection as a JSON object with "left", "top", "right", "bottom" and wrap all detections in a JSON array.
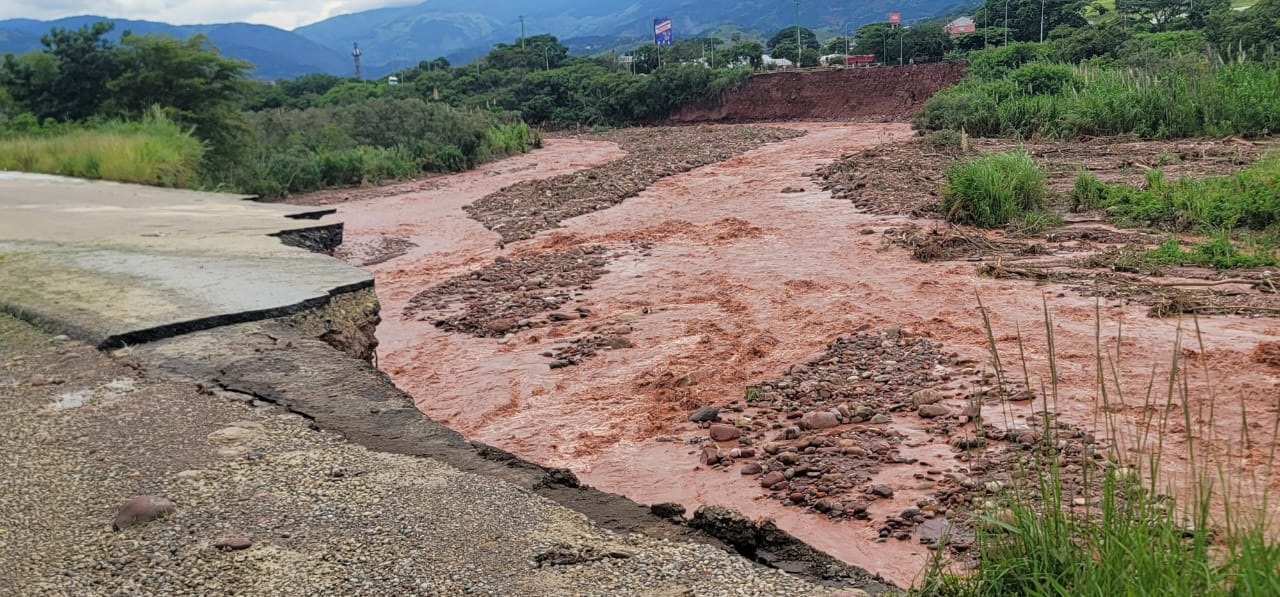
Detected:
[
  {"left": 654, "top": 18, "right": 673, "bottom": 46},
  {"left": 889, "top": 12, "right": 901, "bottom": 25}
]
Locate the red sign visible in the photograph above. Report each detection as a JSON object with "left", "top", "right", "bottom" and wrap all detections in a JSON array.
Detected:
[{"left": 889, "top": 12, "right": 901, "bottom": 25}]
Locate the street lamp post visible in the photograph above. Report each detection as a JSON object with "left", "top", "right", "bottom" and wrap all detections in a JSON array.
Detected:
[{"left": 899, "top": 26, "right": 904, "bottom": 65}]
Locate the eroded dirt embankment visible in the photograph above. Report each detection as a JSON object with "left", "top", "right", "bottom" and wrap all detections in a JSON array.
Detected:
[
  {"left": 672, "top": 63, "right": 966, "bottom": 123},
  {"left": 324, "top": 124, "right": 1280, "bottom": 589}
]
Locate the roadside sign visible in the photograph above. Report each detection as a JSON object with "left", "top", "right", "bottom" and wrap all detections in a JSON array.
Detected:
[
  {"left": 889, "top": 12, "right": 901, "bottom": 25},
  {"left": 654, "top": 18, "right": 673, "bottom": 46}
]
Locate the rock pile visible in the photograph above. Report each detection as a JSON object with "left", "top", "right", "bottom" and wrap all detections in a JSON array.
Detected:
[
  {"left": 404, "top": 246, "right": 609, "bottom": 337},
  {"left": 464, "top": 126, "right": 806, "bottom": 243}
]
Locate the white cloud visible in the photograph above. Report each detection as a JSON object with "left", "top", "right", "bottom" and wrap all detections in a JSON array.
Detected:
[{"left": 0, "top": 0, "right": 421, "bottom": 30}]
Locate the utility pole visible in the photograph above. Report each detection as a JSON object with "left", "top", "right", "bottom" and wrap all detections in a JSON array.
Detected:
[
  {"left": 1004, "top": 0, "right": 1010, "bottom": 45},
  {"left": 351, "top": 42, "right": 362, "bottom": 80},
  {"left": 883, "top": 27, "right": 888, "bottom": 65},
  {"left": 1040, "top": 0, "right": 1046, "bottom": 42},
  {"left": 520, "top": 16, "right": 526, "bottom": 49},
  {"left": 899, "top": 26, "right": 904, "bottom": 65},
  {"left": 795, "top": 0, "right": 801, "bottom": 66},
  {"left": 545, "top": 46, "right": 550, "bottom": 70}
]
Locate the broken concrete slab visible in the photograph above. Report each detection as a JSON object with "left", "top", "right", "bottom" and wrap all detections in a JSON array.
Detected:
[{"left": 0, "top": 173, "right": 370, "bottom": 348}]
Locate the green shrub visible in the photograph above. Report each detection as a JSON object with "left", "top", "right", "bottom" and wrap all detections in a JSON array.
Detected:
[
  {"left": 942, "top": 151, "right": 1047, "bottom": 228},
  {"left": 924, "top": 129, "right": 966, "bottom": 153},
  {"left": 1009, "top": 63, "right": 1077, "bottom": 95},
  {"left": 966, "top": 42, "right": 1056, "bottom": 80}
]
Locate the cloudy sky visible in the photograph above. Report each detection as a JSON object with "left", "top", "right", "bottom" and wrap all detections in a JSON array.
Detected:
[{"left": 0, "top": 0, "right": 419, "bottom": 29}]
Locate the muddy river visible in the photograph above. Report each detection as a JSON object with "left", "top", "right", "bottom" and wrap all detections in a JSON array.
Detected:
[{"left": 329, "top": 123, "right": 1280, "bottom": 587}]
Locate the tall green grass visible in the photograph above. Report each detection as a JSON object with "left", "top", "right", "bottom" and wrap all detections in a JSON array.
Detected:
[
  {"left": 917, "top": 60, "right": 1280, "bottom": 139},
  {"left": 942, "top": 151, "right": 1048, "bottom": 228},
  {"left": 0, "top": 109, "right": 203, "bottom": 187},
  {"left": 916, "top": 304, "right": 1280, "bottom": 596}
]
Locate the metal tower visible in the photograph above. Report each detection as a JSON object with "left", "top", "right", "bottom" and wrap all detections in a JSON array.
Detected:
[{"left": 352, "top": 42, "right": 363, "bottom": 80}]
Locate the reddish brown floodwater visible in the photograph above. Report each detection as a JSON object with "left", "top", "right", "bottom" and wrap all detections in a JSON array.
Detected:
[{"left": 334, "top": 123, "right": 1280, "bottom": 588}]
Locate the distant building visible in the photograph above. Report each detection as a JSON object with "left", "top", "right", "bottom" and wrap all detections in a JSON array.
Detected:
[
  {"left": 387, "top": 76, "right": 400, "bottom": 85},
  {"left": 945, "top": 16, "right": 977, "bottom": 35}
]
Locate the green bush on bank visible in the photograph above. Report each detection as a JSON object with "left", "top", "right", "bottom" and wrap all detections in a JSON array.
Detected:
[
  {"left": 219, "top": 98, "right": 541, "bottom": 196},
  {"left": 0, "top": 109, "right": 203, "bottom": 187},
  {"left": 942, "top": 151, "right": 1047, "bottom": 228}
]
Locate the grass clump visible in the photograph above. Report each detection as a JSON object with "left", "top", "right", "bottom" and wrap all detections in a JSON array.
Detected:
[
  {"left": 0, "top": 109, "right": 203, "bottom": 187},
  {"left": 1070, "top": 170, "right": 1110, "bottom": 212},
  {"left": 1100, "top": 154, "right": 1280, "bottom": 232},
  {"left": 1146, "top": 234, "right": 1279, "bottom": 269},
  {"left": 942, "top": 151, "right": 1047, "bottom": 228}
]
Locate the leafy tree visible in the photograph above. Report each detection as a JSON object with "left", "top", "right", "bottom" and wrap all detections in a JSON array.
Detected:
[
  {"left": 903, "top": 22, "right": 953, "bottom": 62},
  {"left": 716, "top": 41, "right": 764, "bottom": 68},
  {"left": 953, "top": 27, "right": 1010, "bottom": 51},
  {"left": 770, "top": 41, "right": 814, "bottom": 65},
  {"left": 108, "top": 33, "right": 249, "bottom": 123},
  {"left": 1, "top": 21, "right": 120, "bottom": 120},
  {"left": 0, "top": 51, "right": 59, "bottom": 119},
  {"left": 1206, "top": 0, "right": 1280, "bottom": 58},
  {"left": 1116, "top": 0, "right": 1204, "bottom": 31},
  {"left": 823, "top": 35, "right": 855, "bottom": 55},
  {"left": 1050, "top": 22, "right": 1133, "bottom": 62},
  {"left": 975, "top": 0, "right": 1088, "bottom": 43},
  {"left": 767, "top": 26, "right": 819, "bottom": 52},
  {"left": 485, "top": 35, "right": 569, "bottom": 71},
  {"left": 851, "top": 23, "right": 898, "bottom": 63}
]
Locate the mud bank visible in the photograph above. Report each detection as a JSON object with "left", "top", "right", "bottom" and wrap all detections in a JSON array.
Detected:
[
  {"left": 340, "top": 124, "right": 1280, "bottom": 589},
  {"left": 671, "top": 62, "right": 966, "bottom": 123}
]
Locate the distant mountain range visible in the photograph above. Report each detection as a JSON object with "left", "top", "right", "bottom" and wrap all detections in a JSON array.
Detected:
[{"left": 0, "top": 1, "right": 964, "bottom": 79}]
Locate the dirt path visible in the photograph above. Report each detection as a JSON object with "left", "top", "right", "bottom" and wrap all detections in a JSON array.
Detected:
[{"left": 335, "top": 126, "right": 1280, "bottom": 588}]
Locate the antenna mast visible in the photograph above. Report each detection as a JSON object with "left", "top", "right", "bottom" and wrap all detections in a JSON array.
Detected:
[{"left": 352, "top": 42, "right": 363, "bottom": 80}]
